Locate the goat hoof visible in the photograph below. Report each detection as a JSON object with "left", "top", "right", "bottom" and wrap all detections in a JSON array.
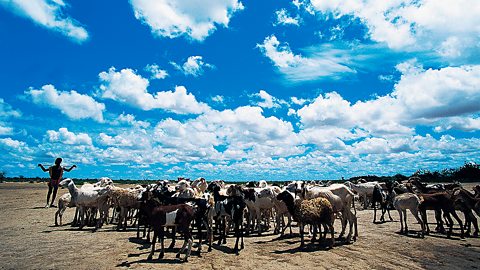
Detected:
[
  {"left": 147, "top": 255, "right": 153, "bottom": 261},
  {"left": 176, "top": 253, "right": 181, "bottom": 259},
  {"left": 158, "top": 253, "right": 164, "bottom": 259},
  {"left": 208, "top": 247, "right": 212, "bottom": 252}
]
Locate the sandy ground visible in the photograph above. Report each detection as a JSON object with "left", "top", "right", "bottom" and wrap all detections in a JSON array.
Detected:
[{"left": 0, "top": 182, "right": 479, "bottom": 270}]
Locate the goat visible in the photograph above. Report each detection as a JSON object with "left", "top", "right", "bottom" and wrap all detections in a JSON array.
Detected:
[
  {"left": 372, "top": 184, "right": 393, "bottom": 223},
  {"left": 138, "top": 189, "right": 195, "bottom": 262}
]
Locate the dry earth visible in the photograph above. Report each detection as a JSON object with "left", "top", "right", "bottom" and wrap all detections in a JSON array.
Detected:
[{"left": 1, "top": 182, "right": 479, "bottom": 270}]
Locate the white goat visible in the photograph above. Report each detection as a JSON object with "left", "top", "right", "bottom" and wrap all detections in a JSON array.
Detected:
[
  {"left": 191, "top": 177, "right": 208, "bottom": 196},
  {"left": 345, "top": 181, "right": 377, "bottom": 209},
  {"left": 175, "top": 180, "right": 196, "bottom": 198},
  {"left": 392, "top": 191, "right": 425, "bottom": 237},
  {"left": 59, "top": 178, "right": 109, "bottom": 230}
]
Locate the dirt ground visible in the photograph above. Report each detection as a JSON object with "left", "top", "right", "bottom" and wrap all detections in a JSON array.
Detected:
[{"left": 1, "top": 182, "right": 479, "bottom": 270}]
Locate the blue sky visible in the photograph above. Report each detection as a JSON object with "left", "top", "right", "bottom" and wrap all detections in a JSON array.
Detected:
[{"left": 0, "top": 0, "right": 479, "bottom": 181}]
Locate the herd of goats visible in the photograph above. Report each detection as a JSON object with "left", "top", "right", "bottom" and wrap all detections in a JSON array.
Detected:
[{"left": 52, "top": 176, "right": 480, "bottom": 262}]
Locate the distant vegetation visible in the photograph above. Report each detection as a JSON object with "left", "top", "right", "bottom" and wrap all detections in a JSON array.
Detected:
[{"left": 1, "top": 162, "right": 479, "bottom": 184}]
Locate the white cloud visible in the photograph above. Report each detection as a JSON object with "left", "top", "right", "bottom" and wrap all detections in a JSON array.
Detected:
[
  {"left": 111, "top": 113, "right": 150, "bottom": 129},
  {"left": 0, "top": 99, "right": 21, "bottom": 135},
  {"left": 253, "top": 90, "right": 286, "bottom": 109},
  {"left": 308, "top": 0, "right": 480, "bottom": 61},
  {"left": 129, "top": 0, "right": 244, "bottom": 41},
  {"left": 0, "top": 0, "right": 88, "bottom": 42},
  {"left": 274, "top": 8, "right": 300, "bottom": 26},
  {"left": 0, "top": 137, "right": 26, "bottom": 148},
  {"left": 47, "top": 128, "right": 92, "bottom": 145},
  {"left": 98, "top": 67, "right": 210, "bottom": 114},
  {"left": 393, "top": 64, "right": 480, "bottom": 119},
  {"left": 257, "top": 35, "right": 355, "bottom": 82},
  {"left": 0, "top": 99, "right": 21, "bottom": 119},
  {"left": 297, "top": 63, "right": 480, "bottom": 136},
  {"left": 145, "top": 64, "right": 168, "bottom": 79},
  {"left": 434, "top": 117, "right": 480, "bottom": 133},
  {"left": 291, "top": 96, "right": 308, "bottom": 106},
  {"left": 98, "top": 132, "right": 151, "bottom": 149},
  {"left": 211, "top": 95, "right": 225, "bottom": 104},
  {"left": 171, "top": 56, "right": 214, "bottom": 77},
  {"left": 26, "top": 84, "right": 105, "bottom": 122},
  {"left": 0, "top": 126, "right": 14, "bottom": 135}
]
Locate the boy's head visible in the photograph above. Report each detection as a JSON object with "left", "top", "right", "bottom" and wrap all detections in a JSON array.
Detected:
[{"left": 55, "top": 158, "right": 62, "bottom": 165}]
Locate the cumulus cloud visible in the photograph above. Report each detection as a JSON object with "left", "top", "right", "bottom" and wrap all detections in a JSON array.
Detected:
[
  {"left": 257, "top": 35, "right": 355, "bottom": 82},
  {"left": 0, "top": 0, "right": 88, "bottom": 42},
  {"left": 111, "top": 113, "right": 150, "bottom": 129},
  {"left": 0, "top": 137, "right": 26, "bottom": 148},
  {"left": 297, "top": 63, "right": 480, "bottom": 136},
  {"left": 144, "top": 64, "right": 168, "bottom": 79},
  {"left": 171, "top": 56, "right": 214, "bottom": 77},
  {"left": 274, "top": 8, "right": 300, "bottom": 26},
  {"left": 98, "top": 67, "right": 210, "bottom": 114},
  {"left": 308, "top": 0, "right": 480, "bottom": 61},
  {"left": 47, "top": 128, "right": 93, "bottom": 145},
  {"left": 153, "top": 106, "right": 302, "bottom": 162},
  {"left": 26, "top": 84, "right": 105, "bottom": 122},
  {"left": 129, "top": 0, "right": 244, "bottom": 41},
  {"left": 252, "top": 90, "right": 286, "bottom": 109}
]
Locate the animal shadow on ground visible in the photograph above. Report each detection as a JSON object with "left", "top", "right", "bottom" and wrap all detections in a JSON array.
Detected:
[
  {"left": 272, "top": 237, "right": 346, "bottom": 254},
  {"left": 116, "top": 257, "right": 184, "bottom": 267},
  {"left": 128, "top": 237, "right": 152, "bottom": 250},
  {"left": 373, "top": 220, "right": 396, "bottom": 225},
  {"left": 394, "top": 231, "right": 424, "bottom": 238},
  {"left": 31, "top": 206, "right": 47, "bottom": 209}
]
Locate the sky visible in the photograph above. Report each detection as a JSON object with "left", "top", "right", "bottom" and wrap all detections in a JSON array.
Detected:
[{"left": 0, "top": 0, "right": 479, "bottom": 181}]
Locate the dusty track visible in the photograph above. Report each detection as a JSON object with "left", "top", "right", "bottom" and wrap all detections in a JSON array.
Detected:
[{"left": 1, "top": 182, "right": 479, "bottom": 270}]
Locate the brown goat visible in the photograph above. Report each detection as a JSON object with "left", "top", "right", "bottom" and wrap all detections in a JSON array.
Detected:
[{"left": 418, "top": 192, "right": 464, "bottom": 238}]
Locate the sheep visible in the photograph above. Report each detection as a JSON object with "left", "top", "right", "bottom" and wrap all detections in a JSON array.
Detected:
[
  {"left": 58, "top": 178, "right": 109, "bottom": 230},
  {"left": 276, "top": 190, "right": 335, "bottom": 248},
  {"left": 391, "top": 191, "right": 425, "bottom": 237},
  {"left": 300, "top": 183, "right": 358, "bottom": 243},
  {"left": 138, "top": 189, "right": 195, "bottom": 262}
]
